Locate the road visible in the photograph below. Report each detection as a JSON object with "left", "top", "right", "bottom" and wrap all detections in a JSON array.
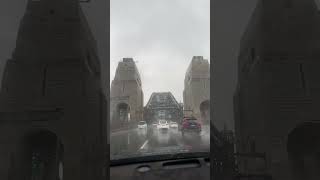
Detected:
[{"left": 110, "top": 125, "right": 210, "bottom": 159}]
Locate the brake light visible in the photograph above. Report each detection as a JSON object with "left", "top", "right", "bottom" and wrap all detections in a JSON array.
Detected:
[{"left": 182, "top": 122, "right": 188, "bottom": 128}]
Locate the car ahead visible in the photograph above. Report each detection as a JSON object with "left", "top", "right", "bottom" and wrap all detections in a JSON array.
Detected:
[
  {"left": 157, "top": 120, "right": 169, "bottom": 131},
  {"left": 138, "top": 121, "right": 147, "bottom": 129},
  {"left": 152, "top": 122, "right": 158, "bottom": 127},
  {"left": 169, "top": 121, "right": 178, "bottom": 128},
  {"left": 181, "top": 117, "right": 201, "bottom": 136}
]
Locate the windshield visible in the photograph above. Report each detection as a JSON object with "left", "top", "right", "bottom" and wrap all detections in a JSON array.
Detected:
[
  {"left": 2, "top": 0, "right": 316, "bottom": 179},
  {"left": 110, "top": 0, "right": 210, "bottom": 161}
]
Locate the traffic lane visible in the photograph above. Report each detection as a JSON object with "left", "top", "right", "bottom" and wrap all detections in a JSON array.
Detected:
[
  {"left": 139, "top": 127, "right": 182, "bottom": 153},
  {"left": 140, "top": 126, "right": 209, "bottom": 152},
  {"left": 110, "top": 125, "right": 210, "bottom": 157},
  {"left": 200, "top": 125, "right": 210, "bottom": 145},
  {"left": 178, "top": 125, "right": 210, "bottom": 151},
  {"left": 110, "top": 127, "right": 149, "bottom": 156}
]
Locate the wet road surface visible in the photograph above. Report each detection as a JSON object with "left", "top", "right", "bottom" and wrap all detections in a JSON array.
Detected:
[{"left": 110, "top": 125, "right": 210, "bottom": 159}]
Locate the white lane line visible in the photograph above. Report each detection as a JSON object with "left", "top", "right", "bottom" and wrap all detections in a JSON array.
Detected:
[{"left": 139, "top": 140, "right": 149, "bottom": 150}]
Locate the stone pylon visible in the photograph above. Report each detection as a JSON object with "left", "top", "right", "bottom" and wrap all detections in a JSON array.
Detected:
[
  {"left": 0, "top": 0, "right": 107, "bottom": 179},
  {"left": 183, "top": 56, "right": 210, "bottom": 124},
  {"left": 234, "top": 0, "right": 320, "bottom": 179},
  {"left": 110, "top": 58, "right": 143, "bottom": 130}
]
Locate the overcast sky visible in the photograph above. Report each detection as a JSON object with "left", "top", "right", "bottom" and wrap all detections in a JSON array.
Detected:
[{"left": 111, "top": 0, "right": 210, "bottom": 105}]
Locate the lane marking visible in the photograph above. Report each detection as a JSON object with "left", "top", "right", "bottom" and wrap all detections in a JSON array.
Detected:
[{"left": 139, "top": 140, "right": 149, "bottom": 150}]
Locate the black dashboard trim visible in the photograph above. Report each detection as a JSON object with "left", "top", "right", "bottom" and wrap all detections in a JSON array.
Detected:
[{"left": 110, "top": 152, "right": 210, "bottom": 166}]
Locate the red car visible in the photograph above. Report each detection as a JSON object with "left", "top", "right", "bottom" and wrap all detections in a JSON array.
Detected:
[{"left": 180, "top": 117, "right": 202, "bottom": 136}]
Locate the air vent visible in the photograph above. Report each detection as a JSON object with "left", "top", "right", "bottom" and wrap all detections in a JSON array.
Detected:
[
  {"left": 136, "top": 165, "right": 151, "bottom": 173},
  {"left": 162, "top": 159, "right": 201, "bottom": 170}
]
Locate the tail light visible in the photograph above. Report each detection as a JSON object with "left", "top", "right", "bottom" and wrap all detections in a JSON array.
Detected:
[{"left": 182, "top": 122, "right": 188, "bottom": 128}]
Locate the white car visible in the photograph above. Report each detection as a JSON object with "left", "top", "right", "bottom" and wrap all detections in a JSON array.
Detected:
[
  {"left": 157, "top": 120, "right": 169, "bottom": 130},
  {"left": 169, "top": 121, "right": 178, "bottom": 128},
  {"left": 138, "top": 121, "right": 147, "bottom": 129}
]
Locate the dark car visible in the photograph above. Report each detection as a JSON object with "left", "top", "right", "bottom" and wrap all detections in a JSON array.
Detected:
[{"left": 180, "top": 117, "right": 201, "bottom": 136}]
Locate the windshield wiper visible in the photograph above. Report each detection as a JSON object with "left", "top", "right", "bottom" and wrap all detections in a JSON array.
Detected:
[{"left": 110, "top": 151, "right": 209, "bottom": 166}]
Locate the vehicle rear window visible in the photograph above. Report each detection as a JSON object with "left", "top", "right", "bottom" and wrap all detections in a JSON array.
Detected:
[
  {"left": 159, "top": 120, "right": 167, "bottom": 124},
  {"left": 186, "top": 118, "right": 197, "bottom": 121}
]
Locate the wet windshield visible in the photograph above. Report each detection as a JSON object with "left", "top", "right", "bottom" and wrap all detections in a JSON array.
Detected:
[
  {"left": 110, "top": 0, "right": 210, "bottom": 161},
  {"left": 2, "top": 0, "right": 318, "bottom": 179}
]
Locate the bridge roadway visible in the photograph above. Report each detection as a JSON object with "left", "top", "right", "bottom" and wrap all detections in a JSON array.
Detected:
[{"left": 110, "top": 125, "right": 210, "bottom": 159}]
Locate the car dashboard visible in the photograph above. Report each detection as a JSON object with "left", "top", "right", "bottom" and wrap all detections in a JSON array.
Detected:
[{"left": 110, "top": 156, "right": 210, "bottom": 180}]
